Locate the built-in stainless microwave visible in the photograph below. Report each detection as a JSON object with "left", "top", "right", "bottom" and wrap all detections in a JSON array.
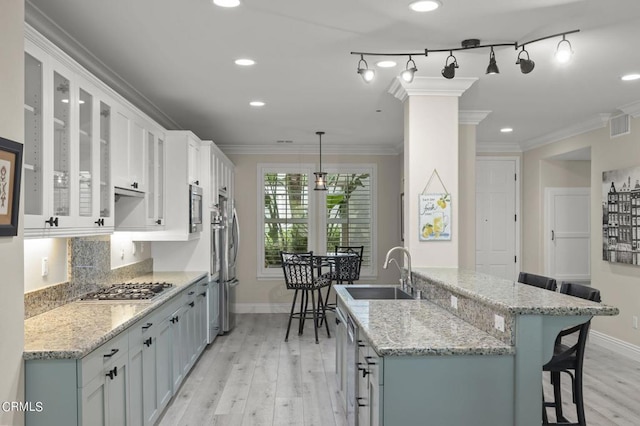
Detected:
[{"left": 189, "top": 184, "right": 203, "bottom": 233}]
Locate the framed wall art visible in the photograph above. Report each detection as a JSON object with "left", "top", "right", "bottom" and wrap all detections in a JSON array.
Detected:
[
  {"left": 0, "top": 136, "right": 23, "bottom": 237},
  {"left": 602, "top": 165, "right": 640, "bottom": 265},
  {"left": 419, "top": 169, "right": 451, "bottom": 241}
]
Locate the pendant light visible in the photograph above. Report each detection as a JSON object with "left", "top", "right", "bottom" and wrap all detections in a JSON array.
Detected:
[
  {"left": 486, "top": 47, "right": 500, "bottom": 75},
  {"left": 314, "top": 131, "right": 328, "bottom": 191}
]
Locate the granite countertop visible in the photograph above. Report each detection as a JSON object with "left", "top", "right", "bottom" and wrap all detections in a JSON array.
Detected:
[
  {"left": 24, "top": 271, "right": 208, "bottom": 360},
  {"left": 413, "top": 268, "right": 620, "bottom": 316},
  {"left": 334, "top": 285, "right": 514, "bottom": 357}
]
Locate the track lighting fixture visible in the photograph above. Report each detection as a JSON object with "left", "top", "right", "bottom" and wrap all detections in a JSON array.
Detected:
[
  {"left": 357, "top": 54, "right": 375, "bottom": 83},
  {"left": 401, "top": 56, "right": 418, "bottom": 83},
  {"left": 516, "top": 47, "right": 535, "bottom": 74},
  {"left": 441, "top": 51, "right": 458, "bottom": 79},
  {"left": 555, "top": 35, "right": 573, "bottom": 63},
  {"left": 486, "top": 47, "right": 499, "bottom": 75},
  {"left": 314, "top": 131, "right": 328, "bottom": 191},
  {"left": 351, "top": 29, "right": 578, "bottom": 81}
]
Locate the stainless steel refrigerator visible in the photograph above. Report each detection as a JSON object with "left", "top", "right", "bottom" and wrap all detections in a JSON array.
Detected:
[{"left": 216, "top": 189, "right": 239, "bottom": 334}]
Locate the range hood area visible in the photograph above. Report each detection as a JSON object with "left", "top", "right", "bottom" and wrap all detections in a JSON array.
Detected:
[
  {"left": 114, "top": 186, "right": 146, "bottom": 230},
  {"left": 114, "top": 186, "right": 145, "bottom": 199}
]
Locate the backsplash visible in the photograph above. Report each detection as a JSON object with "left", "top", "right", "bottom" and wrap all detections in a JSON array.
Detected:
[
  {"left": 412, "top": 273, "right": 515, "bottom": 345},
  {"left": 24, "top": 236, "right": 153, "bottom": 319}
]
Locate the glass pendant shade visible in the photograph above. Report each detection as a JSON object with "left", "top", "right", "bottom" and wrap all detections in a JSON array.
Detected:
[
  {"left": 314, "top": 131, "right": 327, "bottom": 191},
  {"left": 555, "top": 38, "right": 573, "bottom": 63},
  {"left": 314, "top": 172, "right": 328, "bottom": 191}
]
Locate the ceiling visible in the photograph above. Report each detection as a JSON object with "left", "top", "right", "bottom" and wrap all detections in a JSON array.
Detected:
[{"left": 26, "top": 0, "right": 640, "bottom": 154}]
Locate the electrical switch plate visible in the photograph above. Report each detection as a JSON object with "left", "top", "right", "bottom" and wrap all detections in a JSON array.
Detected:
[
  {"left": 633, "top": 316, "right": 638, "bottom": 330},
  {"left": 120, "top": 248, "right": 125, "bottom": 260},
  {"left": 451, "top": 295, "right": 458, "bottom": 310},
  {"left": 132, "top": 242, "right": 136, "bottom": 255},
  {"left": 41, "top": 257, "right": 48, "bottom": 277},
  {"left": 494, "top": 314, "right": 505, "bottom": 332}
]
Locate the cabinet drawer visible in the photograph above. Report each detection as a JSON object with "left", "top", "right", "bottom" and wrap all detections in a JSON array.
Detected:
[
  {"left": 79, "top": 331, "right": 129, "bottom": 387},
  {"left": 129, "top": 312, "right": 158, "bottom": 347}
]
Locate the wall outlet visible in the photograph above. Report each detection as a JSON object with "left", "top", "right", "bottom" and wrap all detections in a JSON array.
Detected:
[
  {"left": 41, "top": 257, "right": 48, "bottom": 277},
  {"left": 451, "top": 295, "right": 458, "bottom": 310},
  {"left": 633, "top": 316, "right": 638, "bottom": 330},
  {"left": 120, "top": 248, "right": 125, "bottom": 260},
  {"left": 494, "top": 314, "right": 505, "bottom": 332},
  {"left": 132, "top": 241, "right": 137, "bottom": 256}
]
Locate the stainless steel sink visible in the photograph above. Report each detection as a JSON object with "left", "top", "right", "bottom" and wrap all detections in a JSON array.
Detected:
[{"left": 345, "top": 286, "right": 413, "bottom": 300}]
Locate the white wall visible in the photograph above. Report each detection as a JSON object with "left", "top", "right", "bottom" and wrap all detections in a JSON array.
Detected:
[
  {"left": 227, "top": 152, "right": 402, "bottom": 308},
  {"left": 24, "top": 239, "right": 67, "bottom": 292},
  {"left": 523, "top": 119, "right": 640, "bottom": 346},
  {"left": 0, "top": 1, "right": 25, "bottom": 424},
  {"left": 110, "top": 234, "right": 151, "bottom": 269}
]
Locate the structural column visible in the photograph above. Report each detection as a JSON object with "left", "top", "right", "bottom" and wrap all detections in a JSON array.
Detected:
[{"left": 388, "top": 77, "right": 478, "bottom": 267}]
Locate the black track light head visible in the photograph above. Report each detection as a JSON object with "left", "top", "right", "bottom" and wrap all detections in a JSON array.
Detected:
[
  {"left": 441, "top": 52, "right": 458, "bottom": 79},
  {"left": 401, "top": 56, "right": 418, "bottom": 83},
  {"left": 516, "top": 48, "right": 535, "bottom": 74},
  {"left": 486, "top": 47, "right": 499, "bottom": 75},
  {"left": 357, "top": 54, "right": 375, "bottom": 83}
]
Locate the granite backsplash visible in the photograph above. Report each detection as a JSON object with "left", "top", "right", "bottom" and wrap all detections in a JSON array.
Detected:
[{"left": 24, "top": 236, "right": 153, "bottom": 319}]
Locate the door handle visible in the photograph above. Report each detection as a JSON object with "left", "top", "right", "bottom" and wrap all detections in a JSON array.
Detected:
[{"left": 551, "top": 230, "right": 555, "bottom": 241}]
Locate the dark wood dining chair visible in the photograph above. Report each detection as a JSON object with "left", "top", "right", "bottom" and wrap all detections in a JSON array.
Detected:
[
  {"left": 280, "top": 251, "right": 331, "bottom": 344},
  {"left": 542, "top": 282, "right": 601, "bottom": 426}
]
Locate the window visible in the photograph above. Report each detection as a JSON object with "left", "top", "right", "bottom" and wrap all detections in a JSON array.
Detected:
[
  {"left": 258, "top": 164, "right": 376, "bottom": 278},
  {"left": 322, "top": 168, "right": 375, "bottom": 276},
  {"left": 259, "top": 165, "right": 314, "bottom": 276}
]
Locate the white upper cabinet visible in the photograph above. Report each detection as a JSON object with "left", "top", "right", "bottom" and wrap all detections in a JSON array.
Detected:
[
  {"left": 187, "top": 135, "right": 201, "bottom": 186},
  {"left": 113, "top": 109, "right": 146, "bottom": 193},
  {"left": 24, "top": 38, "right": 114, "bottom": 237},
  {"left": 209, "top": 144, "right": 235, "bottom": 209},
  {"left": 146, "top": 128, "right": 165, "bottom": 228}
]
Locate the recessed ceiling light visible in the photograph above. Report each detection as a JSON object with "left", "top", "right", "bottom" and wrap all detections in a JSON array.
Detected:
[
  {"left": 621, "top": 74, "right": 640, "bottom": 81},
  {"left": 500, "top": 127, "right": 513, "bottom": 133},
  {"left": 409, "top": 1, "right": 442, "bottom": 12},
  {"left": 376, "top": 60, "right": 397, "bottom": 68},
  {"left": 249, "top": 101, "right": 265, "bottom": 107},
  {"left": 213, "top": 0, "right": 240, "bottom": 7},
  {"left": 235, "top": 58, "right": 255, "bottom": 66}
]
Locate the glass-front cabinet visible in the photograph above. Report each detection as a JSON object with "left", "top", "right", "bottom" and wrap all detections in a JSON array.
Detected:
[
  {"left": 146, "top": 129, "right": 165, "bottom": 227},
  {"left": 23, "top": 39, "right": 113, "bottom": 237}
]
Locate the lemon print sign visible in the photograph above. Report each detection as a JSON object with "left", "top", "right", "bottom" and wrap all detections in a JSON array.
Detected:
[{"left": 419, "top": 193, "right": 451, "bottom": 241}]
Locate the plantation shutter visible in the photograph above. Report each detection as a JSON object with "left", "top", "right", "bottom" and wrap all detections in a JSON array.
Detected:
[
  {"left": 263, "top": 172, "right": 310, "bottom": 268},
  {"left": 325, "top": 173, "right": 372, "bottom": 272}
]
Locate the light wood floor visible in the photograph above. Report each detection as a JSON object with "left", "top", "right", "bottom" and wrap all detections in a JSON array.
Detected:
[{"left": 158, "top": 313, "right": 640, "bottom": 426}]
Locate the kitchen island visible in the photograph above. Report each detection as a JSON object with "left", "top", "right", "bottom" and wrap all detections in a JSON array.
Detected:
[{"left": 335, "top": 268, "right": 618, "bottom": 426}]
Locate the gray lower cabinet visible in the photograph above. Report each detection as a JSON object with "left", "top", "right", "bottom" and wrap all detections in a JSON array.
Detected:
[
  {"left": 25, "top": 277, "right": 209, "bottom": 426},
  {"left": 79, "top": 335, "right": 129, "bottom": 426}
]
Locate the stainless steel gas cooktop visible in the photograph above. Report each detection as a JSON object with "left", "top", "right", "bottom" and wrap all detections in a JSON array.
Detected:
[{"left": 79, "top": 282, "right": 173, "bottom": 301}]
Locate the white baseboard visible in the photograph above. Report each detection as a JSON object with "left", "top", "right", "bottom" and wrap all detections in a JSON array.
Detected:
[
  {"left": 589, "top": 330, "right": 640, "bottom": 363},
  {"left": 235, "top": 303, "right": 292, "bottom": 314}
]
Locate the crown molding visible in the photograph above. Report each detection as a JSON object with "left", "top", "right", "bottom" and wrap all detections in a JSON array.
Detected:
[
  {"left": 476, "top": 142, "right": 523, "bottom": 153},
  {"left": 459, "top": 110, "right": 492, "bottom": 125},
  {"left": 388, "top": 76, "right": 478, "bottom": 102},
  {"left": 25, "top": 1, "right": 181, "bottom": 131},
  {"left": 520, "top": 113, "right": 611, "bottom": 151},
  {"left": 217, "top": 144, "right": 401, "bottom": 156},
  {"left": 618, "top": 100, "right": 640, "bottom": 118}
]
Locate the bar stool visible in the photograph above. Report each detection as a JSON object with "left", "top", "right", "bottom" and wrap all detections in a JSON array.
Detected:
[
  {"left": 542, "top": 282, "right": 601, "bottom": 426},
  {"left": 280, "top": 251, "right": 331, "bottom": 344},
  {"left": 319, "top": 246, "right": 363, "bottom": 323}
]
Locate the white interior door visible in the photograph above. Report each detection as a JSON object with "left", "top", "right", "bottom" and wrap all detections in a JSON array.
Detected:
[
  {"left": 545, "top": 188, "right": 591, "bottom": 282},
  {"left": 476, "top": 158, "right": 519, "bottom": 280}
]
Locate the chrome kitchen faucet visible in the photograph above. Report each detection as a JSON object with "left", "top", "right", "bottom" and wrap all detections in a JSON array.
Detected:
[{"left": 383, "top": 246, "right": 417, "bottom": 298}]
